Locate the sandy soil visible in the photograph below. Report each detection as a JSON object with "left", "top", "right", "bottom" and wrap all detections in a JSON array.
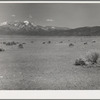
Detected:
[{"left": 0, "top": 36, "right": 100, "bottom": 90}]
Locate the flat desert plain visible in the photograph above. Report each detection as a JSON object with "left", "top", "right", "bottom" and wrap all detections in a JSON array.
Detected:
[{"left": 0, "top": 35, "right": 100, "bottom": 90}]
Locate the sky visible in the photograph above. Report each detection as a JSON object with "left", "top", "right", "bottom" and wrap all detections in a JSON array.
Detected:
[{"left": 0, "top": 3, "right": 100, "bottom": 28}]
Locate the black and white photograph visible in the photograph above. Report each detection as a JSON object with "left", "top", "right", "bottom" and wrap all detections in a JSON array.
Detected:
[{"left": 0, "top": 2, "right": 100, "bottom": 91}]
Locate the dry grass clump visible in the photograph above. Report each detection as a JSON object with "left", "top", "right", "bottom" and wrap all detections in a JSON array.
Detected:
[
  {"left": 0, "top": 48, "right": 5, "bottom": 52},
  {"left": 69, "top": 43, "right": 74, "bottom": 47},
  {"left": 18, "top": 44, "right": 24, "bottom": 48},
  {"left": 74, "top": 58, "right": 86, "bottom": 66},
  {"left": 85, "top": 51, "right": 99, "bottom": 64},
  {"left": 74, "top": 50, "right": 100, "bottom": 67}
]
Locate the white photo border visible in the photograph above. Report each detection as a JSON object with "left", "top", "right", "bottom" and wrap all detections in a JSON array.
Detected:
[{"left": 0, "top": 1, "right": 100, "bottom": 99}]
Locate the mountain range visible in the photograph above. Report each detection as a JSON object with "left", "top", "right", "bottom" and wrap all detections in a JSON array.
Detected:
[{"left": 0, "top": 21, "right": 100, "bottom": 36}]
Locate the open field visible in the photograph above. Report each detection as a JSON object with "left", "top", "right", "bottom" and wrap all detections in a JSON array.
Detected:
[{"left": 0, "top": 35, "right": 100, "bottom": 90}]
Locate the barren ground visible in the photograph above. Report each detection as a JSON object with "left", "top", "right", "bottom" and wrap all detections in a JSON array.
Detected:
[{"left": 0, "top": 35, "right": 100, "bottom": 90}]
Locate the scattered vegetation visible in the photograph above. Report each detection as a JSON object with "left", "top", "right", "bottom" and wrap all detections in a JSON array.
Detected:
[
  {"left": 60, "top": 41, "right": 63, "bottom": 43},
  {"left": 84, "top": 42, "right": 87, "bottom": 45},
  {"left": 18, "top": 44, "right": 24, "bottom": 48},
  {"left": 92, "top": 40, "right": 96, "bottom": 43},
  {"left": 31, "top": 41, "right": 34, "bottom": 43},
  {"left": 42, "top": 42, "right": 45, "bottom": 44},
  {"left": 3, "top": 42, "right": 6, "bottom": 44},
  {"left": 22, "top": 43, "right": 26, "bottom": 44},
  {"left": 48, "top": 41, "right": 51, "bottom": 44},
  {"left": 3, "top": 41, "right": 18, "bottom": 46},
  {"left": 0, "top": 48, "right": 5, "bottom": 52},
  {"left": 74, "top": 58, "right": 86, "bottom": 66},
  {"left": 74, "top": 50, "right": 100, "bottom": 67},
  {"left": 69, "top": 43, "right": 74, "bottom": 47},
  {"left": 85, "top": 50, "right": 100, "bottom": 64}
]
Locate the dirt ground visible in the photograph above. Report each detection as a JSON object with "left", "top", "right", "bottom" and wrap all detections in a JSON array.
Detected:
[{"left": 0, "top": 35, "right": 100, "bottom": 90}]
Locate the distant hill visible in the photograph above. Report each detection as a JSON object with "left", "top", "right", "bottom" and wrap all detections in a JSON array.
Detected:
[
  {"left": 65, "top": 26, "right": 100, "bottom": 36},
  {"left": 0, "top": 21, "right": 100, "bottom": 36}
]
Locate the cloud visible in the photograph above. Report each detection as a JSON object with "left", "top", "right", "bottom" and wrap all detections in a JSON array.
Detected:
[
  {"left": 46, "top": 19, "right": 54, "bottom": 22},
  {"left": 11, "top": 15, "right": 16, "bottom": 17}
]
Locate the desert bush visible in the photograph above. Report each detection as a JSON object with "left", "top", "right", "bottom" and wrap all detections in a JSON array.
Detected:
[
  {"left": 92, "top": 40, "right": 96, "bottom": 43},
  {"left": 74, "top": 58, "right": 86, "bottom": 66},
  {"left": 48, "top": 41, "right": 51, "bottom": 44},
  {"left": 85, "top": 50, "right": 100, "bottom": 64},
  {"left": 69, "top": 43, "right": 74, "bottom": 47},
  {"left": 31, "top": 41, "right": 34, "bottom": 43},
  {"left": 43, "top": 42, "right": 45, "bottom": 44},
  {"left": 74, "top": 50, "right": 100, "bottom": 67},
  {"left": 18, "top": 44, "right": 23, "bottom": 48},
  {"left": 84, "top": 42, "right": 87, "bottom": 45},
  {"left": 0, "top": 48, "right": 5, "bottom": 52},
  {"left": 60, "top": 41, "right": 63, "bottom": 43}
]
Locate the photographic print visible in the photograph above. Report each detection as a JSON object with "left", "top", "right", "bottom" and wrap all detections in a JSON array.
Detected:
[{"left": 0, "top": 2, "right": 100, "bottom": 90}]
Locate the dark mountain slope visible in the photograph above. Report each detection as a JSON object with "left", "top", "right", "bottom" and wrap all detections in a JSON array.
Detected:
[{"left": 0, "top": 21, "right": 100, "bottom": 36}]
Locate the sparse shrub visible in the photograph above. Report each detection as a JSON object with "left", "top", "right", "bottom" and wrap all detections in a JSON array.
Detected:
[
  {"left": 60, "top": 41, "right": 63, "bottom": 43},
  {"left": 31, "top": 41, "right": 34, "bottom": 43},
  {"left": 18, "top": 44, "right": 23, "bottom": 48},
  {"left": 84, "top": 42, "right": 87, "bottom": 45},
  {"left": 22, "top": 43, "right": 26, "bottom": 44},
  {"left": 74, "top": 58, "right": 86, "bottom": 66},
  {"left": 92, "top": 40, "right": 96, "bottom": 43},
  {"left": 69, "top": 43, "right": 74, "bottom": 47},
  {"left": 3, "top": 42, "right": 6, "bottom": 44},
  {"left": 74, "top": 50, "right": 100, "bottom": 67},
  {"left": 48, "top": 41, "right": 51, "bottom": 44},
  {"left": 85, "top": 50, "right": 100, "bottom": 64},
  {"left": 0, "top": 48, "right": 5, "bottom": 52},
  {"left": 43, "top": 42, "right": 45, "bottom": 44}
]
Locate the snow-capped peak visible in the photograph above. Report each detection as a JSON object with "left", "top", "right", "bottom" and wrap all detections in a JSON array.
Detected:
[
  {"left": 0, "top": 21, "right": 8, "bottom": 26},
  {"left": 23, "top": 20, "right": 29, "bottom": 25}
]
